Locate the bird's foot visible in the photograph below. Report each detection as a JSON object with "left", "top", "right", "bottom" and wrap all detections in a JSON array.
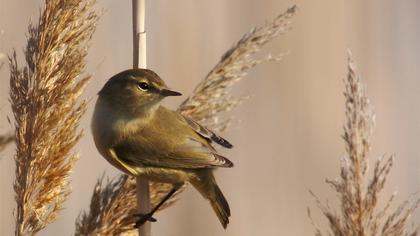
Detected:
[{"left": 134, "top": 213, "right": 157, "bottom": 228}]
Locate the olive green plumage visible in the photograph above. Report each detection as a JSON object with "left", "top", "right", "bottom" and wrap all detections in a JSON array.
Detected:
[{"left": 91, "top": 68, "right": 233, "bottom": 228}]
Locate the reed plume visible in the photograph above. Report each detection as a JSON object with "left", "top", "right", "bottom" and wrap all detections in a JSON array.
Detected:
[
  {"left": 309, "top": 53, "right": 419, "bottom": 236},
  {"left": 75, "top": 5, "right": 297, "bottom": 235},
  {"left": 9, "top": 0, "right": 98, "bottom": 235},
  {"left": 178, "top": 5, "right": 296, "bottom": 132}
]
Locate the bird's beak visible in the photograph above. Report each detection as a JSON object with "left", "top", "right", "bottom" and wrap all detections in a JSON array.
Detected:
[{"left": 160, "top": 88, "right": 182, "bottom": 97}]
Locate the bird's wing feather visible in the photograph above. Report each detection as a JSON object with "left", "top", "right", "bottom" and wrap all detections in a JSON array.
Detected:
[
  {"left": 112, "top": 106, "right": 233, "bottom": 169},
  {"left": 113, "top": 138, "right": 233, "bottom": 169},
  {"left": 182, "top": 115, "right": 233, "bottom": 149}
]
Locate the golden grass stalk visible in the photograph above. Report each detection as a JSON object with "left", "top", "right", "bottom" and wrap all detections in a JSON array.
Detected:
[
  {"left": 75, "top": 5, "right": 297, "bottom": 235},
  {"left": 309, "top": 53, "right": 419, "bottom": 236},
  {"left": 9, "top": 0, "right": 98, "bottom": 235}
]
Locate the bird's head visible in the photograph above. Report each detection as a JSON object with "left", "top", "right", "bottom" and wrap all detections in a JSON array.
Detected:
[{"left": 98, "top": 68, "right": 182, "bottom": 115}]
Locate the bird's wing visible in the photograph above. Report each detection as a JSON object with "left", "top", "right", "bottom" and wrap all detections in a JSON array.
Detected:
[
  {"left": 112, "top": 106, "right": 233, "bottom": 169},
  {"left": 113, "top": 139, "right": 233, "bottom": 169}
]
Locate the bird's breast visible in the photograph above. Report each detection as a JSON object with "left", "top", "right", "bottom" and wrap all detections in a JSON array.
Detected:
[{"left": 91, "top": 99, "right": 139, "bottom": 173}]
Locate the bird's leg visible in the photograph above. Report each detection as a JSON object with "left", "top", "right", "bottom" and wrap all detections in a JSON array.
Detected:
[{"left": 135, "top": 186, "right": 180, "bottom": 227}]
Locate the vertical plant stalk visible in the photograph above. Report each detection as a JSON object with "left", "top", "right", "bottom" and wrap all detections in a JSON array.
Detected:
[
  {"left": 310, "top": 52, "right": 419, "bottom": 236},
  {"left": 132, "top": 0, "right": 151, "bottom": 235},
  {"left": 75, "top": 5, "right": 297, "bottom": 235},
  {"left": 10, "top": 0, "right": 98, "bottom": 235}
]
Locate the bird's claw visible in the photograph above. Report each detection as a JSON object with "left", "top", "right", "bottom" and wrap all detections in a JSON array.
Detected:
[{"left": 134, "top": 213, "right": 157, "bottom": 228}]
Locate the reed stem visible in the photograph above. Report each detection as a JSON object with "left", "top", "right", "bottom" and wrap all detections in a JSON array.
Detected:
[{"left": 132, "top": 0, "right": 151, "bottom": 235}]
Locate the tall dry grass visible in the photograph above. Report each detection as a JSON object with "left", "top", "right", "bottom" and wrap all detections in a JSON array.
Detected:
[
  {"left": 309, "top": 53, "right": 419, "bottom": 236},
  {"left": 9, "top": 0, "right": 98, "bottom": 235},
  {"left": 75, "top": 5, "right": 297, "bottom": 235}
]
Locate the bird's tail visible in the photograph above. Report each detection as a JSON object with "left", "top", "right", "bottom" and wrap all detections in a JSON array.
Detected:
[
  {"left": 192, "top": 170, "right": 231, "bottom": 229},
  {"left": 209, "top": 183, "right": 231, "bottom": 229}
]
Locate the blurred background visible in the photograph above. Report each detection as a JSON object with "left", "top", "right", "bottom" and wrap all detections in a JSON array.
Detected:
[{"left": 1, "top": 0, "right": 420, "bottom": 235}]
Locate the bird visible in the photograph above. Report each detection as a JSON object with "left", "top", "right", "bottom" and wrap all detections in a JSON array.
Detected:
[{"left": 91, "top": 68, "right": 233, "bottom": 228}]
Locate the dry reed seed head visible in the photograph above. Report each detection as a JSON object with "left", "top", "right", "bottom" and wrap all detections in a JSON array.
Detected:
[
  {"left": 75, "top": 175, "right": 188, "bottom": 235},
  {"left": 11, "top": 0, "right": 98, "bottom": 235},
  {"left": 76, "top": 5, "right": 297, "bottom": 235},
  {"left": 179, "top": 4, "right": 296, "bottom": 131},
  {"left": 75, "top": 175, "right": 138, "bottom": 236},
  {"left": 310, "top": 52, "right": 420, "bottom": 236}
]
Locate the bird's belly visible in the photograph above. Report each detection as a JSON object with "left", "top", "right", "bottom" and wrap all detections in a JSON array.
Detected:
[{"left": 134, "top": 166, "right": 191, "bottom": 184}]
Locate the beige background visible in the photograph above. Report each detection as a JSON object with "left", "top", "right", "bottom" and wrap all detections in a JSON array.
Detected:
[{"left": 1, "top": 0, "right": 420, "bottom": 235}]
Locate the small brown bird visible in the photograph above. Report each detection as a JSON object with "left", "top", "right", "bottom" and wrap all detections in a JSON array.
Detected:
[{"left": 91, "top": 68, "right": 233, "bottom": 228}]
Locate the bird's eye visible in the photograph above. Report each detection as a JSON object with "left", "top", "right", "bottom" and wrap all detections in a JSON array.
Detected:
[{"left": 137, "top": 82, "right": 150, "bottom": 91}]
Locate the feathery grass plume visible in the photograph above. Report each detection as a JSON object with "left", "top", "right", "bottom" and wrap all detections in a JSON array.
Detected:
[
  {"left": 309, "top": 53, "right": 420, "bottom": 236},
  {"left": 75, "top": 175, "right": 137, "bottom": 235},
  {"left": 178, "top": 4, "right": 296, "bottom": 132},
  {"left": 9, "top": 0, "right": 98, "bottom": 235},
  {"left": 75, "top": 5, "right": 297, "bottom": 235},
  {"left": 75, "top": 175, "right": 183, "bottom": 235}
]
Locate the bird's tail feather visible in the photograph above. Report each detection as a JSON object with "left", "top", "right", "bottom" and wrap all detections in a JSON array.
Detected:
[
  {"left": 192, "top": 170, "right": 231, "bottom": 229},
  {"left": 209, "top": 184, "right": 230, "bottom": 229}
]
